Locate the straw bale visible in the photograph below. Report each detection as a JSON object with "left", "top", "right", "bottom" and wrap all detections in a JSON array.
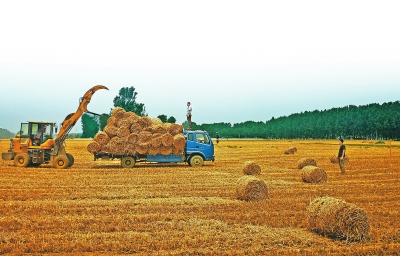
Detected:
[
  {"left": 152, "top": 118, "right": 163, "bottom": 126},
  {"left": 127, "top": 133, "right": 139, "bottom": 145},
  {"left": 307, "top": 196, "right": 370, "bottom": 242},
  {"left": 87, "top": 141, "right": 101, "bottom": 153},
  {"left": 108, "top": 136, "right": 127, "bottom": 155},
  {"left": 138, "top": 131, "right": 152, "bottom": 147},
  {"left": 330, "top": 155, "right": 349, "bottom": 164},
  {"left": 148, "top": 146, "right": 161, "bottom": 156},
  {"left": 173, "top": 134, "right": 186, "bottom": 150},
  {"left": 301, "top": 166, "right": 327, "bottom": 183},
  {"left": 127, "top": 112, "right": 140, "bottom": 124},
  {"left": 117, "top": 118, "right": 130, "bottom": 128},
  {"left": 104, "top": 125, "right": 118, "bottom": 137},
  {"left": 152, "top": 124, "right": 167, "bottom": 134},
  {"left": 125, "top": 144, "right": 136, "bottom": 155},
  {"left": 160, "top": 145, "right": 173, "bottom": 156},
  {"left": 297, "top": 158, "right": 317, "bottom": 169},
  {"left": 124, "top": 111, "right": 136, "bottom": 118},
  {"left": 93, "top": 131, "right": 110, "bottom": 146},
  {"left": 111, "top": 107, "right": 126, "bottom": 119},
  {"left": 284, "top": 147, "right": 297, "bottom": 154},
  {"left": 138, "top": 116, "right": 152, "bottom": 128},
  {"left": 168, "top": 123, "right": 184, "bottom": 136},
  {"left": 161, "top": 133, "right": 174, "bottom": 147},
  {"left": 107, "top": 116, "right": 118, "bottom": 126},
  {"left": 130, "top": 123, "right": 143, "bottom": 134},
  {"left": 242, "top": 161, "right": 261, "bottom": 175},
  {"left": 236, "top": 176, "right": 268, "bottom": 201},
  {"left": 151, "top": 133, "right": 163, "bottom": 148},
  {"left": 172, "top": 146, "right": 184, "bottom": 155},
  {"left": 135, "top": 144, "right": 148, "bottom": 155},
  {"left": 116, "top": 126, "right": 130, "bottom": 138}
]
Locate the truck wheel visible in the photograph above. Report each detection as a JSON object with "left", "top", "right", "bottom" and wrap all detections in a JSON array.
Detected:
[
  {"left": 121, "top": 156, "right": 136, "bottom": 168},
  {"left": 67, "top": 153, "right": 75, "bottom": 167},
  {"left": 189, "top": 155, "right": 204, "bottom": 167},
  {"left": 14, "top": 153, "right": 31, "bottom": 167},
  {"left": 54, "top": 155, "right": 69, "bottom": 169}
]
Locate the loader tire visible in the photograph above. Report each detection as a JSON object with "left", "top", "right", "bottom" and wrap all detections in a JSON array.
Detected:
[
  {"left": 121, "top": 156, "right": 136, "bottom": 168},
  {"left": 67, "top": 153, "right": 74, "bottom": 167},
  {"left": 54, "top": 155, "right": 69, "bottom": 169},
  {"left": 14, "top": 153, "right": 31, "bottom": 167},
  {"left": 189, "top": 155, "right": 204, "bottom": 167}
]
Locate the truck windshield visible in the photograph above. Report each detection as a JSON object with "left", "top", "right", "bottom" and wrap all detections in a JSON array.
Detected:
[{"left": 196, "top": 133, "right": 210, "bottom": 145}]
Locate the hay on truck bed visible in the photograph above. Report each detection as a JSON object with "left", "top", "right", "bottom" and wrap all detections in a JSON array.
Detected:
[
  {"left": 88, "top": 107, "right": 184, "bottom": 157},
  {"left": 306, "top": 196, "right": 370, "bottom": 242}
]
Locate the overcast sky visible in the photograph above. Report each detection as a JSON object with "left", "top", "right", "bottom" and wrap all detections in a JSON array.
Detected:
[{"left": 1, "top": 0, "right": 399, "bottom": 133}]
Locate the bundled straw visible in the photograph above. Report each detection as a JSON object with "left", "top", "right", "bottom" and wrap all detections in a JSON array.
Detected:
[
  {"left": 301, "top": 166, "right": 327, "bottom": 183},
  {"left": 93, "top": 131, "right": 110, "bottom": 145},
  {"left": 284, "top": 147, "right": 297, "bottom": 155},
  {"left": 87, "top": 141, "right": 101, "bottom": 153},
  {"left": 236, "top": 176, "right": 268, "bottom": 201},
  {"left": 173, "top": 134, "right": 186, "bottom": 150},
  {"left": 242, "top": 161, "right": 261, "bottom": 175},
  {"left": 297, "top": 158, "right": 317, "bottom": 169},
  {"left": 306, "top": 196, "right": 370, "bottom": 242}
]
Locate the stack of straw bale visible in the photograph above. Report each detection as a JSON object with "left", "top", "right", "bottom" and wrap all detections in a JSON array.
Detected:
[
  {"left": 301, "top": 166, "right": 327, "bottom": 183},
  {"left": 306, "top": 196, "right": 370, "bottom": 242},
  {"left": 236, "top": 175, "right": 268, "bottom": 201},
  {"left": 242, "top": 161, "right": 261, "bottom": 175},
  {"left": 297, "top": 157, "right": 317, "bottom": 169},
  {"left": 329, "top": 155, "right": 349, "bottom": 164},
  {"left": 87, "top": 107, "right": 185, "bottom": 156},
  {"left": 284, "top": 147, "right": 297, "bottom": 155}
]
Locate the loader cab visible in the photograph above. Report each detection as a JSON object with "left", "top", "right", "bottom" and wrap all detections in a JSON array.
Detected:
[{"left": 19, "top": 121, "right": 56, "bottom": 146}]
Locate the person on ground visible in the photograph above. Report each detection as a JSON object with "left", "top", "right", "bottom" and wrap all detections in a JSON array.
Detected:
[
  {"left": 338, "top": 138, "right": 346, "bottom": 174},
  {"left": 187, "top": 102, "right": 192, "bottom": 130},
  {"left": 216, "top": 132, "right": 219, "bottom": 145}
]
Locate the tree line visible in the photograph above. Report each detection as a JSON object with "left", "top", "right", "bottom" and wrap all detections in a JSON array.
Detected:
[{"left": 78, "top": 87, "right": 400, "bottom": 140}]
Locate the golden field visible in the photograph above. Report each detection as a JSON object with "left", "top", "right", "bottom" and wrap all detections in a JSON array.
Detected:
[{"left": 0, "top": 138, "right": 399, "bottom": 255}]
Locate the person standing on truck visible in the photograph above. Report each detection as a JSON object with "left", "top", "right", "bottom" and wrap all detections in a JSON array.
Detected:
[
  {"left": 187, "top": 102, "right": 192, "bottom": 130},
  {"left": 338, "top": 138, "right": 346, "bottom": 174}
]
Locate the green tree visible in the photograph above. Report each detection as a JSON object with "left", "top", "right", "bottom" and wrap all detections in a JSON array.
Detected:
[
  {"left": 81, "top": 113, "right": 99, "bottom": 138},
  {"left": 113, "top": 87, "right": 145, "bottom": 116},
  {"left": 167, "top": 116, "right": 176, "bottom": 124},
  {"left": 157, "top": 114, "right": 168, "bottom": 123},
  {"left": 99, "top": 113, "right": 110, "bottom": 131}
]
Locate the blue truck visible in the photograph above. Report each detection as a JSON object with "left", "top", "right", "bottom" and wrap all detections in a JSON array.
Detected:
[{"left": 93, "top": 130, "right": 215, "bottom": 168}]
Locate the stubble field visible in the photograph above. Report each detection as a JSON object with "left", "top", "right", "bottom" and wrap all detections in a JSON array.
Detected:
[{"left": 0, "top": 138, "right": 399, "bottom": 255}]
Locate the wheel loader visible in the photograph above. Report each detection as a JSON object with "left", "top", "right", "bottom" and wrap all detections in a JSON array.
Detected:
[{"left": 1, "top": 85, "right": 108, "bottom": 169}]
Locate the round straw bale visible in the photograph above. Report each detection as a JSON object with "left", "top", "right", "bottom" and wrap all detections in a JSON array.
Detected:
[
  {"left": 127, "top": 112, "right": 140, "bottom": 124},
  {"left": 101, "top": 143, "right": 110, "bottom": 153},
  {"left": 152, "top": 124, "right": 167, "bottom": 134},
  {"left": 297, "top": 158, "right": 317, "bottom": 169},
  {"left": 148, "top": 146, "right": 161, "bottom": 156},
  {"left": 168, "top": 123, "right": 184, "bottom": 136},
  {"left": 152, "top": 118, "right": 163, "bottom": 126},
  {"left": 138, "top": 116, "right": 152, "bottom": 128},
  {"left": 301, "top": 166, "right": 327, "bottom": 183},
  {"left": 330, "top": 155, "right": 349, "bottom": 164},
  {"left": 172, "top": 146, "right": 184, "bottom": 155},
  {"left": 107, "top": 116, "right": 118, "bottom": 126},
  {"left": 242, "top": 161, "right": 261, "bottom": 175},
  {"left": 151, "top": 133, "right": 163, "bottom": 148},
  {"left": 127, "top": 133, "right": 139, "bottom": 145},
  {"left": 93, "top": 131, "right": 110, "bottom": 146},
  {"left": 236, "top": 176, "right": 268, "bottom": 201},
  {"left": 284, "top": 147, "right": 297, "bottom": 154},
  {"left": 87, "top": 141, "right": 101, "bottom": 153},
  {"left": 173, "top": 134, "right": 186, "bottom": 150},
  {"left": 125, "top": 144, "right": 136, "bottom": 155},
  {"left": 135, "top": 144, "right": 148, "bottom": 155},
  {"left": 138, "top": 131, "right": 152, "bottom": 147},
  {"left": 161, "top": 133, "right": 174, "bottom": 147},
  {"left": 111, "top": 107, "right": 126, "bottom": 119},
  {"left": 116, "top": 126, "right": 130, "bottom": 138},
  {"left": 306, "top": 196, "right": 370, "bottom": 242},
  {"left": 104, "top": 125, "right": 118, "bottom": 137},
  {"left": 108, "top": 136, "right": 127, "bottom": 155},
  {"left": 117, "top": 118, "right": 130, "bottom": 128},
  {"left": 160, "top": 145, "right": 173, "bottom": 156},
  {"left": 130, "top": 123, "right": 143, "bottom": 134}
]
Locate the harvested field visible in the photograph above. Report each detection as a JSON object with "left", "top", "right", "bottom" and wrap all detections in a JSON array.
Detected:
[{"left": 0, "top": 139, "right": 399, "bottom": 255}]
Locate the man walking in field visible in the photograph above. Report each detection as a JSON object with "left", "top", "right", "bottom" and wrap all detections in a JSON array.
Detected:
[{"left": 338, "top": 139, "right": 346, "bottom": 174}]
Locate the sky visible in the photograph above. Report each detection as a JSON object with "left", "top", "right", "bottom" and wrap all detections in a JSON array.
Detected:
[{"left": 1, "top": 0, "right": 399, "bottom": 133}]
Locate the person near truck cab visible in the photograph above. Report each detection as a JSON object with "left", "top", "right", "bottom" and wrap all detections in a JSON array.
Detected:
[{"left": 187, "top": 102, "right": 192, "bottom": 130}]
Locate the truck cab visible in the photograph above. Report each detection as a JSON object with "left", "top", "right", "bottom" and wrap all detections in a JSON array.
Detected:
[{"left": 184, "top": 130, "right": 215, "bottom": 166}]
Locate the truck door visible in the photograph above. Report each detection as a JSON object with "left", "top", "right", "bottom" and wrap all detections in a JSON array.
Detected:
[{"left": 186, "top": 132, "right": 214, "bottom": 160}]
